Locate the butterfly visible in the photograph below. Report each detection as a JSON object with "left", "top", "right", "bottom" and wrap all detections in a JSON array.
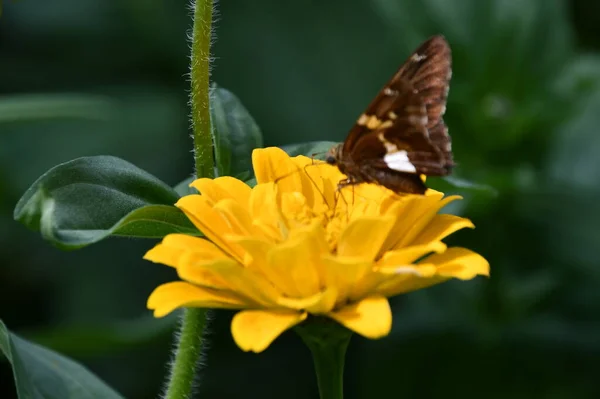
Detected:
[{"left": 325, "top": 35, "right": 454, "bottom": 195}]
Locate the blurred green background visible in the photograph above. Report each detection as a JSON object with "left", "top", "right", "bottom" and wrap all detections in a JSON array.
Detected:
[{"left": 2, "top": 0, "right": 600, "bottom": 398}]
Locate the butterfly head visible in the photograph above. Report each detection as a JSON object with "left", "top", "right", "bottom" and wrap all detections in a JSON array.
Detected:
[{"left": 325, "top": 143, "right": 343, "bottom": 166}]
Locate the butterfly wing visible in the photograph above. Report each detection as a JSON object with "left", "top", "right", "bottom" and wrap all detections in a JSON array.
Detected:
[{"left": 342, "top": 35, "right": 453, "bottom": 175}]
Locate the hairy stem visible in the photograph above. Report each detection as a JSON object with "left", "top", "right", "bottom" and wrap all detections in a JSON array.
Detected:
[
  {"left": 190, "top": 0, "right": 215, "bottom": 179},
  {"left": 163, "top": 1, "right": 214, "bottom": 398}
]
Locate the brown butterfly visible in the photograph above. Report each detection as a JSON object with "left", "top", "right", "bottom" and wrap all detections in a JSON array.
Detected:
[{"left": 326, "top": 35, "right": 454, "bottom": 194}]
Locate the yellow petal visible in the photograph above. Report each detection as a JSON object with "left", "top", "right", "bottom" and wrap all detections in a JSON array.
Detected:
[
  {"left": 384, "top": 194, "right": 462, "bottom": 251},
  {"left": 144, "top": 234, "right": 228, "bottom": 267},
  {"left": 291, "top": 156, "right": 339, "bottom": 209},
  {"left": 347, "top": 271, "right": 388, "bottom": 303},
  {"left": 411, "top": 214, "right": 474, "bottom": 245},
  {"left": 177, "top": 256, "right": 282, "bottom": 307},
  {"left": 328, "top": 296, "right": 391, "bottom": 338},
  {"left": 213, "top": 198, "right": 256, "bottom": 236},
  {"left": 277, "top": 287, "right": 337, "bottom": 314},
  {"left": 337, "top": 216, "right": 396, "bottom": 260},
  {"left": 376, "top": 242, "right": 447, "bottom": 271},
  {"left": 376, "top": 264, "right": 438, "bottom": 277},
  {"left": 423, "top": 247, "right": 490, "bottom": 280},
  {"left": 225, "top": 235, "right": 273, "bottom": 269},
  {"left": 266, "top": 227, "right": 323, "bottom": 297},
  {"left": 397, "top": 195, "right": 462, "bottom": 248},
  {"left": 248, "top": 182, "right": 285, "bottom": 242},
  {"left": 176, "top": 195, "right": 245, "bottom": 263},
  {"left": 252, "top": 147, "right": 303, "bottom": 192},
  {"left": 321, "top": 255, "right": 373, "bottom": 305},
  {"left": 375, "top": 247, "right": 489, "bottom": 297},
  {"left": 378, "top": 195, "right": 439, "bottom": 251},
  {"left": 147, "top": 282, "right": 249, "bottom": 317},
  {"left": 231, "top": 309, "right": 307, "bottom": 353},
  {"left": 190, "top": 176, "right": 251, "bottom": 207}
]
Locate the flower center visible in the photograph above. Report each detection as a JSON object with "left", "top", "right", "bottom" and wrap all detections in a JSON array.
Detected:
[{"left": 279, "top": 191, "right": 346, "bottom": 252}]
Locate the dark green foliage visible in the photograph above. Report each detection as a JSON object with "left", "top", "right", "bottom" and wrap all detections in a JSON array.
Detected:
[
  {"left": 14, "top": 156, "right": 198, "bottom": 249},
  {"left": 0, "top": 320, "right": 124, "bottom": 399},
  {"left": 211, "top": 85, "right": 264, "bottom": 179}
]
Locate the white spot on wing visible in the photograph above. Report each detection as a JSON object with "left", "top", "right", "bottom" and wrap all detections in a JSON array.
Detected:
[
  {"left": 383, "top": 150, "right": 417, "bottom": 173},
  {"left": 377, "top": 132, "right": 398, "bottom": 152}
]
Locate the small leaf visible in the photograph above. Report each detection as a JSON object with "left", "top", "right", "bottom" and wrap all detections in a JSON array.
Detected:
[
  {"left": 210, "top": 84, "right": 264, "bottom": 177},
  {"left": 14, "top": 156, "right": 198, "bottom": 250},
  {"left": 280, "top": 141, "right": 337, "bottom": 160},
  {"left": 173, "top": 175, "right": 198, "bottom": 197},
  {"left": 432, "top": 175, "right": 498, "bottom": 195},
  {"left": 244, "top": 177, "right": 257, "bottom": 188},
  {"left": 0, "top": 320, "right": 124, "bottom": 399}
]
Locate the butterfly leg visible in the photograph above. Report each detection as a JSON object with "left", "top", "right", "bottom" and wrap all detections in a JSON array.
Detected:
[{"left": 336, "top": 178, "right": 353, "bottom": 191}]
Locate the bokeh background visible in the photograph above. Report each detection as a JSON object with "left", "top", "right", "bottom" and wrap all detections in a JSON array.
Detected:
[{"left": 2, "top": 0, "right": 600, "bottom": 398}]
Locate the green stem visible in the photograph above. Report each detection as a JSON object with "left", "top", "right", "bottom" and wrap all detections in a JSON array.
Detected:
[
  {"left": 163, "top": 1, "right": 214, "bottom": 398},
  {"left": 296, "top": 318, "right": 353, "bottom": 399},
  {"left": 164, "top": 309, "right": 210, "bottom": 399},
  {"left": 190, "top": 0, "right": 215, "bottom": 179}
]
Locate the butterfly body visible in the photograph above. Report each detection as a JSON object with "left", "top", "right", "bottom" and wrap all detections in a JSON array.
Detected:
[
  {"left": 326, "top": 142, "right": 429, "bottom": 194},
  {"left": 327, "top": 35, "right": 454, "bottom": 195}
]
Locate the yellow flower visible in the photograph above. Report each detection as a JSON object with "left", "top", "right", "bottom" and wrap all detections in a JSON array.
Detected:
[{"left": 144, "top": 147, "right": 489, "bottom": 353}]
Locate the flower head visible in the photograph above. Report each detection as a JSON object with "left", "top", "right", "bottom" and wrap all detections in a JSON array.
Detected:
[{"left": 145, "top": 147, "right": 488, "bottom": 352}]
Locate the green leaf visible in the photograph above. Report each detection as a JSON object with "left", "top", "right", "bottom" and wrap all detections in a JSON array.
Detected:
[
  {"left": 432, "top": 175, "right": 498, "bottom": 195},
  {"left": 14, "top": 156, "right": 198, "bottom": 250},
  {"left": 173, "top": 175, "right": 198, "bottom": 197},
  {"left": 0, "top": 319, "right": 124, "bottom": 399},
  {"left": 210, "top": 84, "right": 264, "bottom": 177},
  {"left": 244, "top": 177, "right": 257, "bottom": 188},
  {"left": 280, "top": 141, "right": 337, "bottom": 160}
]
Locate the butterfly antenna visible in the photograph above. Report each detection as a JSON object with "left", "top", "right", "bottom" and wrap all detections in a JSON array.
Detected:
[
  {"left": 302, "top": 163, "right": 329, "bottom": 208},
  {"left": 332, "top": 181, "right": 351, "bottom": 222},
  {"left": 272, "top": 166, "right": 304, "bottom": 186}
]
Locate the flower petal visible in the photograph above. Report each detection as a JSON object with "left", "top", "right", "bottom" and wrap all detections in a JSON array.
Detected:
[
  {"left": 213, "top": 198, "right": 255, "bottom": 236},
  {"left": 423, "top": 247, "right": 490, "bottom": 280},
  {"left": 225, "top": 235, "right": 274, "bottom": 269},
  {"left": 144, "top": 234, "right": 228, "bottom": 267},
  {"left": 147, "top": 282, "right": 249, "bottom": 317},
  {"left": 231, "top": 309, "right": 307, "bottom": 353},
  {"left": 375, "top": 247, "right": 489, "bottom": 297},
  {"left": 383, "top": 194, "right": 462, "bottom": 251},
  {"left": 248, "top": 182, "right": 285, "bottom": 242},
  {"left": 411, "top": 214, "right": 474, "bottom": 245},
  {"left": 328, "top": 296, "right": 391, "bottom": 338},
  {"left": 190, "top": 176, "right": 251, "bottom": 207},
  {"left": 379, "top": 194, "right": 441, "bottom": 251},
  {"left": 376, "top": 242, "right": 447, "bottom": 271},
  {"left": 397, "top": 195, "right": 463, "bottom": 248},
  {"left": 277, "top": 287, "right": 337, "bottom": 313},
  {"left": 177, "top": 257, "right": 282, "bottom": 307},
  {"left": 252, "top": 147, "right": 303, "bottom": 190},
  {"left": 176, "top": 195, "right": 245, "bottom": 263},
  {"left": 337, "top": 216, "right": 396, "bottom": 260},
  {"left": 266, "top": 222, "right": 326, "bottom": 297},
  {"left": 291, "top": 156, "right": 339, "bottom": 209},
  {"left": 321, "top": 255, "right": 373, "bottom": 305}
]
